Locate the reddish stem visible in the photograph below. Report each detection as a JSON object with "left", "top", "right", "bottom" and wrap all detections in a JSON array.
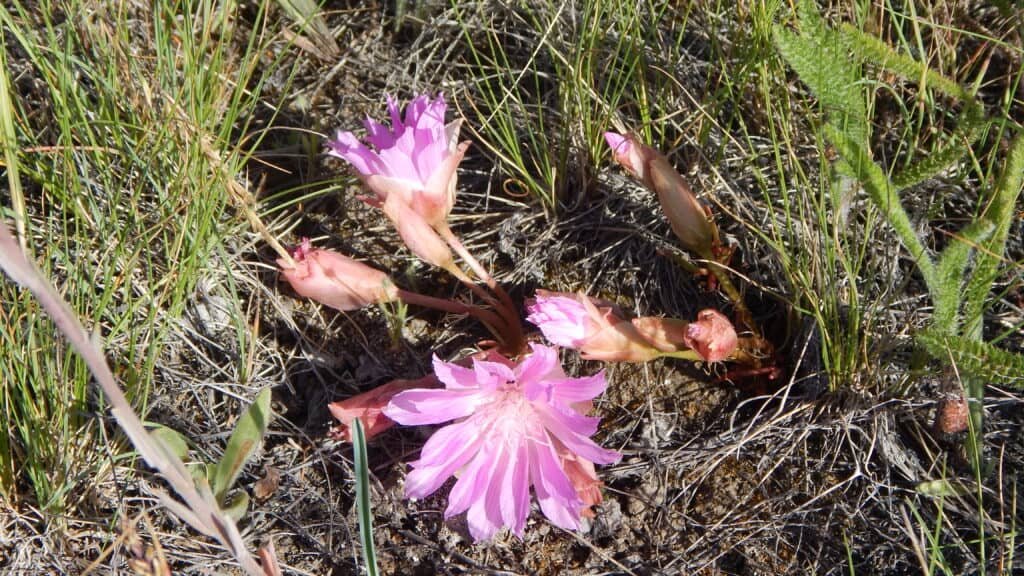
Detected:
[
  {"left": 396, "top": 289, "right": 508, "bottom": 345},
  {"left": 437, "top": 224, "right": 524, "bottom": 352}
]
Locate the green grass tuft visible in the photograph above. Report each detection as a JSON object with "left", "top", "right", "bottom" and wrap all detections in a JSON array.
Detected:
[{"left": 0, "top": 0, "right": 280, "bottom": 513}]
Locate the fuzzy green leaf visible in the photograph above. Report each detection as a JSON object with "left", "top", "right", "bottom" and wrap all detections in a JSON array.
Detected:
[
  {"left": 773, "top": 1, "right": 868, "bottom": 147},
  {"left": 148, "top": 424, "right": 191, "bottom": 463},
  {"left": 835, "top": 23, "right": 986, "bottom": 190},
  {"left": 825, "top": 124, "right": 937, "bottom": 291},
  {"left": 891, "top": 103, "right": 986, "bottom": 190},
  {"left": 212, "top": 388, "right": 273, "bottom": 502},
  {"left": 918, "top": 330, "right": 1024, "bottom": 387},
  {"left": 961, "top": 133, "right": 1024, "bottom": 340},
  {"left": 221, "top": 491, "right": 250, "bottom": 523},
  {"left": 839, "top": 24, "right": 973, "bottom": 102}
]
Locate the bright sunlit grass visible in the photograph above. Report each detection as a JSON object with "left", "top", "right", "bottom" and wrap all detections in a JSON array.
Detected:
[{"left": 0, "top": 0, "right": 279, "bottom": 512}]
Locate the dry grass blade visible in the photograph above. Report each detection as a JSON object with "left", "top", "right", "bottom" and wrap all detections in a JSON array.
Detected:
[
  {"left": 275, "top": 0, "right": 340, "bottom": 61},
  {"left": 0, "top": 220, "right": 277, "bottom": 576}
]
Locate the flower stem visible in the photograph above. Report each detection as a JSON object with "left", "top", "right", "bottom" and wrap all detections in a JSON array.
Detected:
[
  {"left": 662, "top": 349, "right": 703, "bottom": 361},
  {"left": 703, "top": 259, "right": 755, "bottom": 333},
  {"left": 442, "top": 262, "right": 502, "bottom": 310},
  {"left": 438, "top": 224, "right": 524, "bottom": 352},
  {"left": 396, "top": 289, "right": 508, "bottom": 344}
]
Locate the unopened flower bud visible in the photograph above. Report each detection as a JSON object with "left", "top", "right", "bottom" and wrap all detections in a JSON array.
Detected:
[
  {"left": 526, "top": 290, "right": 661, "bottom": 362},
  {"left": 682, "top": 309, "right": 738, "bottom": 362},
  {"left": 329, "top": 376, "right": 439, "bottom": 442},
  {"left": 605, "top": 132, "right": 716, "bottom": 257},
  {"left": 278, "top": 239, "right": 398, "bottom": 311}
]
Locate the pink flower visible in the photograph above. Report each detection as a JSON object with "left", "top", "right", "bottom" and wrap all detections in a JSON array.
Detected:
[
  {"left": 328, "top": 376, "right": 440, "bottom": 442},
  {"left": 604, "top": 131, "right": 715, "bottom": 258},
  {"left": 277, "top": 239, "right": 398, "bottom": 311},
  {"left": 383, "top": 344, "right": 621, "bottom": 541},
  {"left": 682, "top": 309, "right": 738, "bottom": 362},
  {"left": 526, "top": 290, "right": 661, "bottom": 362},
  {"left": 327, "top": 94, "right": 469, "bottom": 227}
]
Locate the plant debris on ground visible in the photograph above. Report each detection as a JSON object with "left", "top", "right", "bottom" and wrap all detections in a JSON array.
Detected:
[{"left": 1, "top": 1, "right": 1022, "bottom": 575}]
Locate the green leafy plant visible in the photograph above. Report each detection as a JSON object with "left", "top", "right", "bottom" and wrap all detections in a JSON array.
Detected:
[
  {"left": 150, "top": 388, "right": 274, "bottom": 521},
  {"left": 773, "top": 0, "right": 1023, "bottom": 460}
]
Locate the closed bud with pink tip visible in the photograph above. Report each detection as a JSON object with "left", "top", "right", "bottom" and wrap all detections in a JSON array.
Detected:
[
  {"left": 526, "top": 290, "right": 662, "bottom": 362},
  {"left": 604, "top": 132, "right": 716, "bottom": 258},
  {"left": 277, "top": 239, "right": 398, "bottom": 311},
  {"left": 682, "top": 309, "right": 739, "bottom": 362}
]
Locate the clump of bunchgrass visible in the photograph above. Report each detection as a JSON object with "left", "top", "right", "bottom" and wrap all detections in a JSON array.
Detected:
[{"left": 0, "top": 0, "right": 281, "bottom": 515}]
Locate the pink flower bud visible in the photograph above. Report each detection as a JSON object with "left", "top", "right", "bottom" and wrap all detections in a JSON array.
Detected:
[
  {"left": 629, "top": 316, "right": 692, "bottom": 352},
  {"left": 682, "top": 309, "right": 738, "bottom": 362},
  {"left": 381, "top": 194, "right": 454, "bottom": 268},
  {"left": 526, "top": 290, "right": 661, "bottom": 362},
  {"left": 277, "top": 239, "right": 398, "bottom": 311},
  {"left": 329, "top": 376, "right": 440, "bottom": 442},
  {"left": 605, "top": 131, "right": 716, "bottom": 257}
]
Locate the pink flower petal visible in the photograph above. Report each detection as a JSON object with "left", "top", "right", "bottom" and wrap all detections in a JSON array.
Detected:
[
  {"left": 528, "top": 432, "right": 582, "bottom": 531},
  {"left": 363, "top": 115, "right": 395, "bottom": 150},
  {"left": 326, "top": 131, "right": 385, "bottom": 176},
  {"left": 546, "top": 371, "right": 607, "bottom": 405},
  {"left": 526, "top": 292, "right": 590, "bottom": 347},
  {"left": 535, "top": 404, "right": 620, "bottom": 465},
  {"left": 444, "top": 441, "right": 494, "bottom": 519},
  {"left": 603, "top": 131, "right": 628, "bottom": 155},
  {"left": 384, "top": 388, "right": 483, "bottom": 426},
  {"left": 516, "top": 343, "right": 563, "bottom": 395},
  {"left": 503, "top": 440, "right": 531, "bottom": 537},
  {"left": 538, "top": 400, "right": 601, "bottom": 437},
  {"left": 403, "top": 420, "right": 484, "bottom": 499},
  {"left": 467, "top": 443, "right": 507, "bottom": 540},
  {"left": 431, "top": 355, "right": 479, "bottom": 390}
]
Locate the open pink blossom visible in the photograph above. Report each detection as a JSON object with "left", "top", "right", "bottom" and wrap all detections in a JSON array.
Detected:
[
  {"left": 327, "top": 94, "right": 469, "bottom": 227},
  {"left": 277, "top": 239, "right": 397, "bottom": 311},
  {"left": 383, "top": 344, "right": 621, "bottom": 541},
  {"left": 682, "top": 309, "right": 738, "bottom": 362},
  {"left": 328, "top": 376, "right": 440, "bottom": 442},
  {"left": 526, "top": 290, "right": 661, "bottom": 362}
]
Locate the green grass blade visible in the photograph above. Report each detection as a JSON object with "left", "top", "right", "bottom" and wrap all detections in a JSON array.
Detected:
[{"left": 352, "top": 419, "right": 378, "bottom": 576}]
